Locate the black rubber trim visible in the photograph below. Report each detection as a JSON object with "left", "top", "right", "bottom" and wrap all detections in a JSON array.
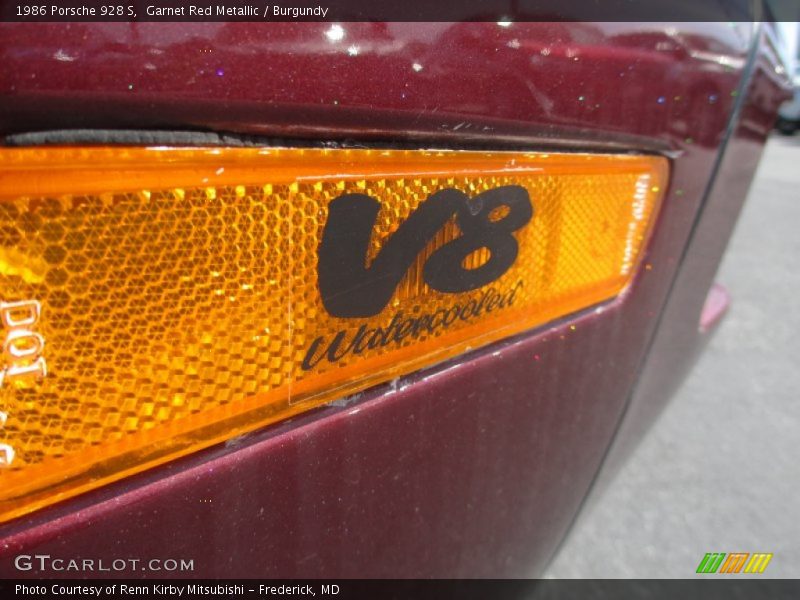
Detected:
[
  {"left": 2, "top": 127, "right": 674, "bottom": 156},
  {"left": 4, "top": 129, "right": 307, "bottom": 148}
]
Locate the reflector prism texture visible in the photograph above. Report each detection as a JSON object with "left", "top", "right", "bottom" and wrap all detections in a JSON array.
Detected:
[{"left": 0, "top": 147, "right": 667, "bottom": 522}]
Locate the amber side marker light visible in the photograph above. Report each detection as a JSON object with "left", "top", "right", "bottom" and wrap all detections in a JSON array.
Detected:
[{"left": 0, "top": 147, "right": 667, "bottom": 522}]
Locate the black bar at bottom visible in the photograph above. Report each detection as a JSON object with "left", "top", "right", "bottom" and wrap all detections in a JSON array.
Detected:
[{"left": 3, "top": 580, "right": 800, "bottom": 600}]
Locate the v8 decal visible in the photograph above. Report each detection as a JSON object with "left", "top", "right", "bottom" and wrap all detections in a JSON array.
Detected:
[{"left": 318, "top": 186, "right": 533, "bottom": 318}]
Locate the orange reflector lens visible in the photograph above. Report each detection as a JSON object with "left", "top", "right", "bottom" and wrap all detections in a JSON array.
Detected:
[{"left": 0, "top": 147, "right": 667, "bottom": 521}]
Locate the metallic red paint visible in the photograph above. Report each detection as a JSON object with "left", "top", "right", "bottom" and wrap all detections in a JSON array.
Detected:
[
  {"left": 595, "top": 33, "right": 790, "bottom": 489},
  {"left": 1, "top": 22, "right": 747, "bottom": 148},
  {"left": 0, "top": 21, "right": 789, "bottom": 577}
]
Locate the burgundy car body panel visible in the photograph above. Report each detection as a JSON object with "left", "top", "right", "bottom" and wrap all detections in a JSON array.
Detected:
[
  {"left": 594, "top": 34, "right": 789, "bottom": 489},
  {"left": 0, "top": 21, "right": 788, "bottom": 577},
  {"left": 1, "top": 22, "right": 747, "bottom": 148}
]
